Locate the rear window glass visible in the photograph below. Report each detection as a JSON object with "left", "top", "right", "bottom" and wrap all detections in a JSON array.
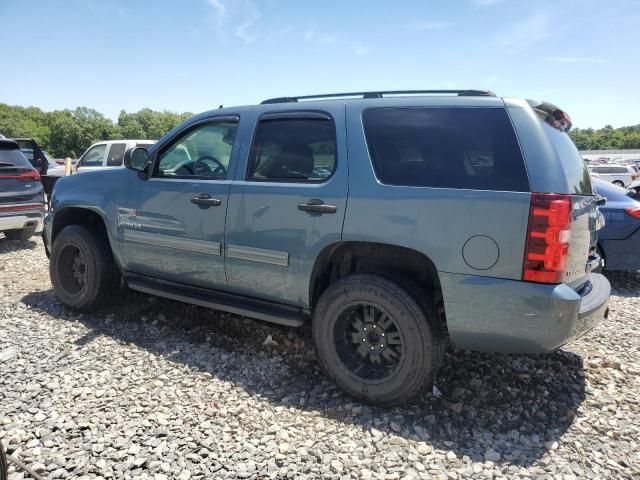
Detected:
[
  {"left": 541, "top": 122, "right": 592, "bottom": 194},
  {"left": 0, "top": 147, "right": 32, "bottom": 174},
  {"left": 590, "top": 166, "right": 609, "bottom": 174},
  {"left": 362, "top": 107, "right": 529, "bottom": 191}
]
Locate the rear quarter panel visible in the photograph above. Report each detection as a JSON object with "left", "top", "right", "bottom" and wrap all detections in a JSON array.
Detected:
[{"left": 343, "top": 99, "right": 531, "bottom": 281}]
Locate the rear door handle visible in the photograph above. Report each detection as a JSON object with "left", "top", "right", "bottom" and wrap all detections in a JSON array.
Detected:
[
  {"left": 191, "top": 194, "right": 222, "bottom": 207},
  {"left": 298, "top": 199, "right": 337, "bottom": 214}
]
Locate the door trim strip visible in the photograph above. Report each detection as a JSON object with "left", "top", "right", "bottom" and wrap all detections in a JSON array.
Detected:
[
  {"left": 227, "top": 244, "right": 289, "bottom": 266},
  {"left": 123, "top": 229, "right": 221, "bottom": 256}
]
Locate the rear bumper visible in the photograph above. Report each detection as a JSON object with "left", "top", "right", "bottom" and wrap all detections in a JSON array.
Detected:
[
  {"left": 441, "top": 272, "right": 610, "bottom": 353},
  {"left": 0, "top": 211, "right": 44, "bottom": 233}
]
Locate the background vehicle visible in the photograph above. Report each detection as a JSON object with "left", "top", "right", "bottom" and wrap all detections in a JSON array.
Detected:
[
  {"left": 44, "top": 90, "right": 609, "bottom": 405},
  {"left": 13, "top": 138, "right": 49, "bottom": 175},
  {"left": 593, "top": 178, "right": 640, "bottom": 271},
  {"left": 73, "top": 140, "right": 155, "bottom": 174},
  {"left": 588, "top": 164, "right": 637, "bottom": 187},
  {"left": 0, "top": 139, "right": 45, "bottom": 240}
]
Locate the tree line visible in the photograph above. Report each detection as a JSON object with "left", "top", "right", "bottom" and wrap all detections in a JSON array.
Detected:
[
  {"left": 569, "top": 124, "right": 640, "bottom": 150},
  {"left": 0, "top": 103, "right": 193, "bottom": 158},
  {"left": 1, "top": 102, "right": 639, "bottom": 156}
]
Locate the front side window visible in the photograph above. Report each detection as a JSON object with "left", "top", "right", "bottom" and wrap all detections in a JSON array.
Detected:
[
  {"left": 80, "top": 144, "right": 107, "bottom": 167},
  {"left": 106, "top": 143, "right": 127, "bottom": 167},
  {"left": 156, "top": 121, "right": 238, "bottom": 179},
  {"left": 247, "top": 117, "right": 336, "bottom": 182},
  {"left": 362, "top": 107, "right": 529, "bottom": 191}
]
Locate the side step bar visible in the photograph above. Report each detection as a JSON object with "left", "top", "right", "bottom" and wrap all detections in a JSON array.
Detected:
[{"left": 125, "top": 273, "right": 305, "bottom": 327}]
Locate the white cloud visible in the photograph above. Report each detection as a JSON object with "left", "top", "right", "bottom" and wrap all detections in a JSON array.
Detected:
[
  {"left": 304, "top": 28, "right": 315, "bottom": 41},
  {"left": 408, "top": 20, "right": 453, "bottom": 31},
  {"left": 473, "top": 0, "right": 503, "bottom": 6},
  {"left": 485, "top": 75, "right": 499, "bottom": 85},
  {"left": 206, "top": 0, "right": 226, "bottom": 16},
  {"left": 546, "top": 56, "right": 609, "bottom": 64},
  {"left": 350, "top": 42, "right": 371, "bottom": 56},
  {"left": 496, "top": 11, "right": 551, "bottom": 50},
  {"left": 204, "top": 0, "right": 260, "bottom": 45}
]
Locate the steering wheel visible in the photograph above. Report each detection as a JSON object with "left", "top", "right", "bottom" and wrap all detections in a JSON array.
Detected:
[{"left": 193, "top": 155, "right": 226, "bottom": 177}]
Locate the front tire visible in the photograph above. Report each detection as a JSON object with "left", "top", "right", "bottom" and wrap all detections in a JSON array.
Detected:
[
  {"left": 613, "top": 180, "right": 625, "bottom": 187},
  {"left": 313, "top": 274, "right": 442, "bottom": 406},
  {"left": 3, "top": 226, "right": 37, "bottom": 241},
  {"left": 50, "top": 225, "right": 118, "bottom": 310}
]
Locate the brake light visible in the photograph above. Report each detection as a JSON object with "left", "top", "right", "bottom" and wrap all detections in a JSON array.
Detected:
[
  {"left": 625, "top": 207, "right": 640, "bottom": 219},
  {"left": 19, "top": 170, "right": 40, "bottom": 181},
  {"left": 522, "top": 193, "right": 572, "bottom": 284}
]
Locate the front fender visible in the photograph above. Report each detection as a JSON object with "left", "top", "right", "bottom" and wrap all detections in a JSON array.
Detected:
[{"left": 48, "top": 170, "right": 132, "bottom": 268}]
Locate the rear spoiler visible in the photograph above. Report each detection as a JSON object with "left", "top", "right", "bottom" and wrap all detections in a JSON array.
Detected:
[{"left": 527, "top": 100, "right": 572, "bottom": 132}]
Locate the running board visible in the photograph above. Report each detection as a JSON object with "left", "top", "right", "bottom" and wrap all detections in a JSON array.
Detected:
[{"left": 125, "top": 273, "right": 305, "bottom": 327}]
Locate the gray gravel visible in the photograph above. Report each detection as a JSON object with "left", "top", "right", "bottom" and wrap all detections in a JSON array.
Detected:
[{"left": 1, "top": 235, "right": 639, "bottom": 479}]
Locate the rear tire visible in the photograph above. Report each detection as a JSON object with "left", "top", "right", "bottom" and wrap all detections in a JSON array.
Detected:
[
  {"left": 3, "top": 226, "right": 37, "bottom": 241},
  {"left": 613, "top": 180, "right": 625, "bottom": 187},
  {"left": 50, "top": 225, "right": 118, "bottom": 310},
  {"left": 313, "top": 274, "right": 442, "bottom": 406}
]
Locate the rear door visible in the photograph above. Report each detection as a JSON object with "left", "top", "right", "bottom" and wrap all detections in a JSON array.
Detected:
[
  {"left": 224, "top": 107, "right": 348, "bottom": 307},
  {"left": 121, "top": 117, "right": 240, "bottom": 289}
]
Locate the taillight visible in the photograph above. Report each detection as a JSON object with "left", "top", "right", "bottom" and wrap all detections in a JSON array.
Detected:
[
  {"left": 625, "top": 207, "right": 640, "bottom": 219},
  {"left": 18, "top": 170, "right": 40, "bottom": 181},
  {"left": 523, "top": 193, "right": 572, "bottom": 284}
]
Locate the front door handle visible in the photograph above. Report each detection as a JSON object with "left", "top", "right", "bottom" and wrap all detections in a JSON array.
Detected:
[
  {"left": 191, "top": 194, "right": 222, "bottom": 207},
  {"left": 298, "top": 199, "right": 337, "bottom": 214}
]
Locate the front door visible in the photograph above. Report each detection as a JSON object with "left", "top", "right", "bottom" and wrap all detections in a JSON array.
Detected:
[
  {"left": 225, "top": 108, "right": 348, "bottom": 307},
  {"left": 75, "top": 143, "right": 107, "bottom": 174},
  {"left": 121, "top": 117, "right": 240, "bottom": 289}
]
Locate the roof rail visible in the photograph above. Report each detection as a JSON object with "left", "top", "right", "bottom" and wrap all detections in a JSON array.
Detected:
[{"left": 261, "top": 89, "right": 496, "bottom": 104}]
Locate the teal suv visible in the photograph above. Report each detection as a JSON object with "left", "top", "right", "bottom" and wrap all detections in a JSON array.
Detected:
[{"left": 44, "top": 90, "right": 610, "bottom": 405}]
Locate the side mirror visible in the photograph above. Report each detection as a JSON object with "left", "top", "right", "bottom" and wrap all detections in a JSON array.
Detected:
[{"left": 124, "top": 147, "right": 150, "bottom": 173}]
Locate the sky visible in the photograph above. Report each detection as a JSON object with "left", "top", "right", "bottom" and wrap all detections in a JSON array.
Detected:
[{"left": 1, "top": 0, "right": 639, "bottom": 129}]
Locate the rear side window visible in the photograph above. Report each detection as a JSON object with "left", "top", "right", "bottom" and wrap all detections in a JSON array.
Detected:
[
  {"left": 362, "top": 107, "right": 529, "bottom": 191},
  {"left": 247, "top": 117, "right": 336, "bottom": 182},
  {"left": 106, "top": 143, "right": 127, "bottom": 166},
  {"left": 611, "top": 166, "right": 629, "bottom": 174},
  {"left": 590, "top": 166, "right": 609, "bottom": 174}
]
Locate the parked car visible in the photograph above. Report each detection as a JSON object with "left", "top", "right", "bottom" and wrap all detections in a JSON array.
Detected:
[
  {"left": 72, "top": 140, "right": 155, "bottom": 174},
  {"left": 0, "top": 139, "right": 45, "bottom": 240},
  {"left": 20, "top": 147, "right": 65, "bottom": 176},
  {"left": 43, "top": 90, "right": 610, "bottom": 405},
  {"left": 592, "top": 178, "right": 640, "bottom": 271},
  {"left": 13, "top": 138, "right": 49, "bottom": 175},
  {"left": 588, "top": 164, "right": 637, "bottom": 187}
]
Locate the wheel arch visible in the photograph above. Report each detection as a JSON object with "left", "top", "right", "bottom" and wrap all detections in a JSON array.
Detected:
[
  {"left": 51, "top": 206, "right": 121, "bottom": 268},
  {"left": 309, "top": 241, "right": 447, "bottom": 334}
]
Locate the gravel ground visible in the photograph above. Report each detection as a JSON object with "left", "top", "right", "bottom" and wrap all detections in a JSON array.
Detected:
[{"left": 1, "top": 235, "right": 639, "bottom": 480}]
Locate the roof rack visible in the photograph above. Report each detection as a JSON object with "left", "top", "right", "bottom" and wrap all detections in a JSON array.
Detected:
[{"left": 261, "top": 89, "right": 496, "bottom": 104}]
